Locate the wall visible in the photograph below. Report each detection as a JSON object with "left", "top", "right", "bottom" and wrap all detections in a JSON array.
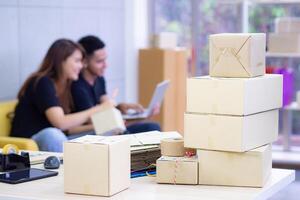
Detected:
[
  {"left": 0, "top": 0, "right": 132, "bottom": 103},
  {"left": 124, "top": 0, "right": 150, "bottom": 103}
]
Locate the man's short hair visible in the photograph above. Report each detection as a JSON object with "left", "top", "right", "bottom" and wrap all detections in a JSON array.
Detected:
[{"left": 78, "top": 35, "right": 105, "bottom": 56}]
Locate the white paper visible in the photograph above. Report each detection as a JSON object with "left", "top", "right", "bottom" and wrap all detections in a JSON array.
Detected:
[
  {"left": 68, "top": 131, "right": 182, "bottom": 147},
  {"left": 135, "top": 131, "right": 182, "bottom": 145}
]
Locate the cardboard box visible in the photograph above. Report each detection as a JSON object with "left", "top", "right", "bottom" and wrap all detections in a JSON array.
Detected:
[
  {"left": 187, "top": 74, "right": 282, "bottom": 116},
  {"left": 151, "top": 32, "right": 178, "bottom": 49},
  {"left": 156, "top": 156, "right": 198, "bottom": 185},
  {"left": 268, "top": 33, "right": 300, "bottom": 53},
  {"left": 64, "top": 135, "right": 130, "bottom": 196},
  {"left": 184, "top": 110, "right": 278, "bottom": 152},
  {"left": 91, "top": 107, "right": 126, "bottom": 135},
  {"left": 275, "top": 17, "right": 300, "bottom": 33},
  {"left": 209, "top": 33, "right": 266, "bottom": 78},
  {"left": 139, "top": 48, "right": 187, "bottom": 133},
  {"left": 198, "top": 144, "right": 272, "bottom": 187}
]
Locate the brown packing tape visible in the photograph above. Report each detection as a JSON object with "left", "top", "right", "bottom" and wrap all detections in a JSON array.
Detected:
[{"left": 160, "top": 138, "right": 185, "bottom": 157}]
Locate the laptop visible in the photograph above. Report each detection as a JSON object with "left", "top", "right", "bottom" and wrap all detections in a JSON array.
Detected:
[{"left": 122, "top": 80, "right": 170, "bottom": 120}]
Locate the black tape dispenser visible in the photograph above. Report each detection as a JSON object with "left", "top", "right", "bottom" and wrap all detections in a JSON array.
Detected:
[{"left": 0, "top": 144, "right": 30, "bottom": 172}]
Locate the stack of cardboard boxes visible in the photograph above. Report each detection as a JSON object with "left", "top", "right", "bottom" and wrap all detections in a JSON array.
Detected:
[
  {"left": 157, "top": 33, "right": 283, "bottom": 187},
  {"left": 268, "top": 17, "right": 300, "bottom": 53}
]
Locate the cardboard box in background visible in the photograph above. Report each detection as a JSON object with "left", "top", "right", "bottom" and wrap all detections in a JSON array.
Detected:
[
  {"left": 184, "top": 110, "right": 278, "bottom": 152},
  {"left": 156, "top": 156, "right": 198, "bottom": 185},
  {"left": 151, "top": 32, "right": 178, "bottom": 49},
  {"left": 197, "top": 144, "right": 272, "bottom": 187},
  {"left": 275, "top": 17, "right": 300, "bottom": 33},
  {"left": 91, "top": 108, "right": 126, "bottom": 136},
  {"left": 186, "top": 74, "right": 283, "bottom": 116},
  {"left": 209, "top": 33, "right": 266, "bottom": 78},
  {"left": 268, "top": 33, "right": 300, "bottom": 53},
  {"left": 139, "top": 48, "right": 187, "bottom": 133},
  {"left": 64, "top": 135, "right": 130, "bottom": 197}
]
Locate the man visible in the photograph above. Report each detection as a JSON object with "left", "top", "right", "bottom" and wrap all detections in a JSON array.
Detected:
[{"left": 70, "top": 35, "right": 160, "bottom": 134}]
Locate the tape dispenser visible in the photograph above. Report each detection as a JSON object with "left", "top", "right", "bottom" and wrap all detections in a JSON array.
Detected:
[{"left": 0, "top": 144, "right": 30, "bottom": 172}]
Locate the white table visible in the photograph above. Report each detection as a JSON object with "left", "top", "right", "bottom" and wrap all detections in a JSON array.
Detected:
[{"left": 0, "top": 166, "right": 295, "bottom": 200}]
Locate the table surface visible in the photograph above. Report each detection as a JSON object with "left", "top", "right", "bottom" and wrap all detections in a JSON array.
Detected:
[{"left": 0, "top": 166, "right": 295, "bottom": 200}]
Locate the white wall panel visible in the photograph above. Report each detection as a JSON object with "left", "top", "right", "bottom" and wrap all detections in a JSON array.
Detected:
[
  {"left": 61, "top": 8, "right": 100, "bottom": 41},
  {"left": 19, "top": 7, "right": 62, "bottom": 83},
  {"left": 19, "top": 0, "right": 62, "bottom": 7},
  {"left": 0, "top": 0, "right": 130, "bottom": 102},
  {"left": 99, "top": 9, "right": 125, "bottom": 81},
  {"left": 0, "top": 0, "right": 18, "bottom": 6},
  {"left": 63, "top": 0, "right": 122, "bottom": 9},
  {"left": 0, "top": 7, "right": 19, "bottom": 99}
]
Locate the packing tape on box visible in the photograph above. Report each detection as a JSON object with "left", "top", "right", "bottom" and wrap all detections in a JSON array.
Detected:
[{"left": 161, "top": 138, "right": 185, "bottom": 157}]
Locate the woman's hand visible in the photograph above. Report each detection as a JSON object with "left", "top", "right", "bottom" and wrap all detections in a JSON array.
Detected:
[{"left": 91, "top": 100, "right": 116, "bottom": 114}]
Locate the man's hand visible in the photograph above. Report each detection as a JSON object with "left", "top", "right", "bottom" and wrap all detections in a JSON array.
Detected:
[
  {"left": 117, "top": 103, "right": 144, "bottom": 114},
  {"left": 149, "top": 103, "right": 161, "bottom": 118}
]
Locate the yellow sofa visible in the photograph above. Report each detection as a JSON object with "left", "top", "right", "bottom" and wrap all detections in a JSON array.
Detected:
[{"left": 0, "top": 100, "right": 38, "bottom": 151}]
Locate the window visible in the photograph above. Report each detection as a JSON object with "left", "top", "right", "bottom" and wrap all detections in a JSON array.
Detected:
[
  {"left": 152, "top": 0, "right": 242, "bottom": 75},
  {"left": 152, "top": 0, "right": 300, "bottom": 140}
]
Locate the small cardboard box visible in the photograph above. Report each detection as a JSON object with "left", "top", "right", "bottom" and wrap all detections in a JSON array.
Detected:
[
  {"left": 91, "top": 107, "right": 126, "bottom": 135},
  {"left": 156, "top": 156, "right": 198, "bottom": 185},
  {"left": 187, "top": 74, "right": 282, "bottom": 116},
  {"left": 198, "top": 144, "right": 272, "bottom": 187},
  {"left": 268, "top": 33, "right": 300, "bottom": 53},
  {"left": 64, "top": 135, "right": 130, "bottom": 197},
  {"left": 209, "top": 33, "right": 266, "bottom": 78},
  {"left": 184, "top": 110, "right": 278, "bottom": 152},
  {"left": 151, "top": 32, "right": 178, "bottom": 49},
  {"left": 275, "top": 17, "right": 300, "bottom": 33}
]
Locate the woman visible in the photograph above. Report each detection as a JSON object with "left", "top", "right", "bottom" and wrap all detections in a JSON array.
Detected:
[{"left": 11, "top": 39, "right": 111, "bottom": 152}]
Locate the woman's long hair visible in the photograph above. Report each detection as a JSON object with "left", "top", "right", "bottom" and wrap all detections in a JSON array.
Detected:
[{"left": 18, "top": 39, "right": 85, "bottom": 113}]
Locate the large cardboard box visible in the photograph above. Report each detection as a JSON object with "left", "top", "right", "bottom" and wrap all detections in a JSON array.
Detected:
[
  {"left": 139, "top": 48, "right": 187, "bottom": 133},
  {"left": 198, "top": 144, "right": 272, "bottom": 187},
  {"left": 156, "top": 156, "right": 198, "bottom": 185},
  {"left": 275, "top": 17, "right": 300, "bottom": 33},
  {"left": 184, "top": 110, "right": 278, "bottom": 152},
  {"left": 91, "top": 107, "right": 126, "bottom": 135},
  {"left": 268, "top": 33, "right": 300, "bottom": 53},
  {"left": 209, "top": 33, "right": 266, "bottom": 78},
  {"left": 187, "top": 74, "right": 282, "bottom": 116},
  {"left": 64, "top": 135, "right": 130, "bottom": 197}
]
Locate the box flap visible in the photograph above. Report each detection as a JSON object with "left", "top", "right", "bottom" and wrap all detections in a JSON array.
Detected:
[{"left": 67, "top": 135, "right": 129, "bottom": 145}]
